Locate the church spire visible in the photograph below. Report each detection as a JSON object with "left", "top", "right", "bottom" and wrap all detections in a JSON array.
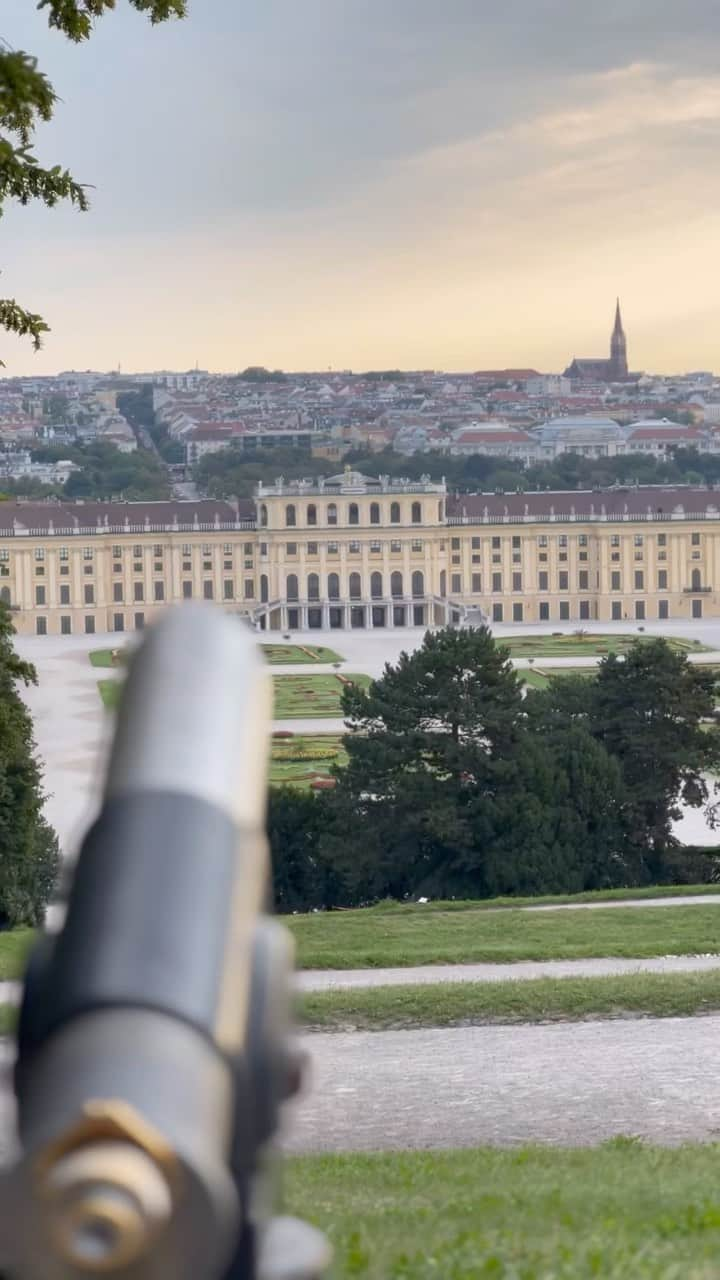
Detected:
[
  {"left": 610, "top": 297, "right": 628, "bottom": 379},
  {"left": 613, "top": 297, "right": 623, "bottom": 335}
]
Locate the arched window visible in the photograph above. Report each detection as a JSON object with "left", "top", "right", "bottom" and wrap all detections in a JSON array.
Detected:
[
  {"left": 438, "top": 500, "right": 443, "bottom": 521},
  {"left": 692, "top": 568, "right": 702, "bottom": 590},
  {"left": 370, "top": 571, "right": 383, "bottom": 599},
  {"left": 390, "top": 502, "right": 400, "bottom": 524},
  {"left": 308, "top": 572, "right": 320, "bottom": 601},
  {"left": 260, "top": 504, "right": 268, "bottom": 528},
  {"left": 286, "top": 573, "right": 299, "bottom": 601},
  {"left": 0, "top": 587, "right": 10, "bottom": 606},
  {"left": 260, "top": 574, "right": 269, "bottom": 603},
  {"left": 328, "top": 572, "right": 340, "bottom": 600},
  {"left": 307, "top": 504, "right": 317, "bottom": 526},
  {"left": 391, "top": 571, "right": 403, "bottom": 598},
  {"left": 327, "top": 503, "right": 338, "bottom": 526},
  {"left": 439, "top": 570, "right": 446, "bottom": 598},
  {"left": 411, "top": 501, "right": 422, "bottom": 524},
  {"left": 370, "top": 502, "right": 380, "bottom": 525},
  {"left": 349, "top": 502, "right": 359, "bottom": 526},
  {"left": 285, "top": 504, "right": 296, "bottom": 528},
  {"left": 349, "top": 572, "right": 362, "bottom": 600},
  {"left": 412, "top": 570, "right": 424, "bottom": 598}
]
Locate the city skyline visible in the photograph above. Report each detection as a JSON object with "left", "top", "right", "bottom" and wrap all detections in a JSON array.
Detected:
[{"left": 3, "top": 1, "right": 720, "bottom": 375}]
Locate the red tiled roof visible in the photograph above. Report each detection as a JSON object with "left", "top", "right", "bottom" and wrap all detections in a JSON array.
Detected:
[
  {"left": 447, "top": 486, "right": 720, "bottom": 521},
  {"left": 0, "top": 499, "right": 255, "bottom": 531}
]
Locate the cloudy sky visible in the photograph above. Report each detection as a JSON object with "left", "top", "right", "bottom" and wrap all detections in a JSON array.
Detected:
[{"left": 2, "top": 0, "right": 720, "bottom": 374}]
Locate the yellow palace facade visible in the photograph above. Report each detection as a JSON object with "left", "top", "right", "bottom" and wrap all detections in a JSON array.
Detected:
[{"left": 2, "top": 472, "right": 720, "bottom": 635}]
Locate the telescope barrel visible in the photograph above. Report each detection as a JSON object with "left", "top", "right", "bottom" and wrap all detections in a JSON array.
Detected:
[{"left": 2, "top": 606, "right": 275, "bottom": 1280}]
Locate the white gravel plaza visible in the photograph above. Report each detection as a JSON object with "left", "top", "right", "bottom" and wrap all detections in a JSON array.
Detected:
[{"left": 13, "top": 614, "right": 720, "bottom": 857}]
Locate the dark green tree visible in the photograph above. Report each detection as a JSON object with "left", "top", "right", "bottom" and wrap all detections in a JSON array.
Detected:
[
  {"left": 327, "top": 627, "right": 527, "bottom": 900},
  {"left": 267, "top": 786, "right": 341, "bottom": 913},
  {"left": 1, "top": 0, "right": 186, "bottom": 357},
  {"left": 530, "top": 642, "right": 720, "bottom": 880},
  {"left": 0, "top": 602, "right": 59, "bottom": 924},
  {"left": 592, "top": 641, "right": 719, "bottom": 874},
  {"left": 323, "top": 628, "right": 629, "bottom": 902}
]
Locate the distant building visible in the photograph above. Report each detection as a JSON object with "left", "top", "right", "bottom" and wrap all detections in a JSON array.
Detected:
[
  {"left": 449, "top": 424, "right": 536, "bottom": 462},
  {"left": 564, "top": 300, "right": 631, "bottom": 382},
  {"left": 533, "top": 415, "right": 625, "bottom": 459},
  {"left": 525, "top": 374, "right": 571, "bottom": 397}
]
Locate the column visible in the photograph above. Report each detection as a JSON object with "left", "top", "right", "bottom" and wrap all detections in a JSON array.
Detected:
[{"left": 322, "top": 603, "right": 330, "bottom": 630}]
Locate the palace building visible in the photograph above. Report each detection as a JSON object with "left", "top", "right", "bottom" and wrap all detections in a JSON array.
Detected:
[{"left": 1, "top": 473, "right": 720, "bottom": 636}]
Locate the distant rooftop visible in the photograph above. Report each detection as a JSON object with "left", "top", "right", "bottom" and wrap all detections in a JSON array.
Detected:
[{"left": 446, "top": 485, "right": 720, "bottom": 525}]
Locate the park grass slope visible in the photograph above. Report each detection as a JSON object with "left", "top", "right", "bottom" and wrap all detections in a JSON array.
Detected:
[
  {"left": 286, "top": 1143, "right": 720, "bottom": 1279},
  {"left": 287, "top": 902, "right": 720, "bottom": 969},
  {"left": 300, "top": 968, "right": 720, "bottom": 1031}
]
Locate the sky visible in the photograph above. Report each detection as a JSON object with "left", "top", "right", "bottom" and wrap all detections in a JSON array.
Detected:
[{"left": 2, "top": 0, "right": 720, "bottom": 375}]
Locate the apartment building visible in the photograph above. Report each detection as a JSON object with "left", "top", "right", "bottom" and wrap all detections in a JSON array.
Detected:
[{"left": 3, "top": 476, "right": 720, "bottom": 635}]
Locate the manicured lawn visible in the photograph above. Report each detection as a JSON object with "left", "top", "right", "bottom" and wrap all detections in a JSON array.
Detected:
[
  {"left": 98, "top": 679, "right": 122, "bottom": 710},
  {"left": 364, "top": 883, "right": 720, "bottom": 911},
  {"left": 286, "top": 903, "right": 720, "bottom": 969},
  {"left": 521, "top": 667, "right": 595, "bottom": 690},
  {"left": 273, "top": 674, "right": 372, "bottom": 719},
  {"left": 262, "top": 643, "right": 344, "bottom": 664},
  {"left": 89, "top": 648, "right": 127, "bottom": 668},
  {"left": 0, "top": 928, "right": 34, "bottom": 980},
  {"left": 286, "top": 1143, "right": 720, "bottom": 1278},
  {"left": 270, "top": 734, "right": 347, "bottom": 787},
  {"left": 502, "top": 633, "right": 709, "bottom": 658},
  {"left": 301, "top": 968, "right": 720, "bottom": 1031}
]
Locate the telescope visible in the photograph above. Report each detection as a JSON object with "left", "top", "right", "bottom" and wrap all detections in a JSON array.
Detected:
[{"left": 0, "top": 605, "right": 330, "bottom": 1280}]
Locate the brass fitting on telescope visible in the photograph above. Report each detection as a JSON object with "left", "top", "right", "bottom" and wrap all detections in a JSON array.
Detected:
[{"left": 36, "top": 1102, "right": 179, "bottom": 1272}]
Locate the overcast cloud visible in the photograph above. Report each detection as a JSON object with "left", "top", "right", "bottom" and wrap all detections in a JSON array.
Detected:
[{"left": 2, "top": 0, "right": 720, "bottom": 373}]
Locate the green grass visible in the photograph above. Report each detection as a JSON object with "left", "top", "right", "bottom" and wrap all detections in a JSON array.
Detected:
[
  {"left": 301, "top": 968, "right": 720, "bottom": 1031},
  {"left": 270, "top": 734, "right": 347, "bottom": 787},
  {"left": 0, "top": 928, "right": 34, "bottom": 980},
  {"left": 507, "top": 633, "right": 710, "bottom": 658},
  {"left": 0, "top": 1005, "right": 16, "bottom": 1035},
  {"left": 502, "top": 633, "right": 709, "bottom": 658},
  {"left": 89, "top": 648, "right": 127, "bottom": 668},
  {"left": 98, "top": 678, "right": 121, "bottom": 710},
  {"left": 262, "top": 643, "right": 344, "bottom": 664},
  {"left": 273, "top": 673, "right": 372, "bottom": 719},
  {"left": 285, "top": 1143, "right": 720, "bottom": 1278},
  {"left": 521, "top": 667, "right": 595, "bottom": 690},
  {"left": 366, "top": 883, "right": 720, "bottom": 911},
  {"left": 286, "top": 903, "right": 720, "bottom": 969}
]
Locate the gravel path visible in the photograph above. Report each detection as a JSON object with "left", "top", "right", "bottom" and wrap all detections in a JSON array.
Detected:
[
  {"left": 297, "top": 953, "right": 720, "bottom": 991},
  {"left": 283, "top": 1014, "right": 720, "bottom": 1152},
  {"left": 524, "top": 894, "right": 720, "bottom": 912},
  {"left": 4, "top": 1015, "right": 720, "bottom": 1159}
]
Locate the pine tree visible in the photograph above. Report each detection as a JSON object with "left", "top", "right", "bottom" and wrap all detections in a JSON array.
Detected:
[
  {"left": 267, "top": 786, "right": 341, "bottom": 913},
  {"left": 529, "top": 641, "right": 720, "bottom": 880},
  {"left": 332, "top": 627, "right": 526, "bottom": 899},
  {"left": 592, "top": 640, "right": 719, "bottom": 873},
  {"left": 1, "top": 1, "right": 186, "bottom": 357},
  {"left": 0, "top": 603, "right": 59, "bottom": 924}
]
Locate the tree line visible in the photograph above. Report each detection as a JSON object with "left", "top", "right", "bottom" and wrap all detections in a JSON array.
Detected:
[
  {"left": 0, "top": 605, "right": 59, "bottom": 926},
  {"left": 195, "top": 443, "right": 720, "bottom": 501},
  {"left": 268, "top": 630, "right": 720, "bottom": 911}
]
